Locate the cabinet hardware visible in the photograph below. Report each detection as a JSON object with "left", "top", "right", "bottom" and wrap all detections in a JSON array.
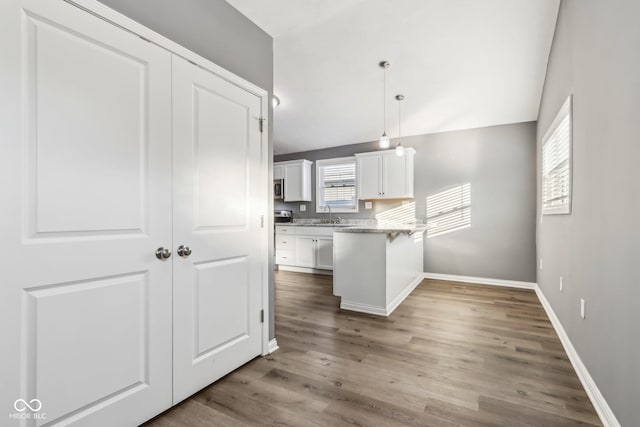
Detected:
[{"left": 260, "top": 309, "right": 264, "bottom": 323}]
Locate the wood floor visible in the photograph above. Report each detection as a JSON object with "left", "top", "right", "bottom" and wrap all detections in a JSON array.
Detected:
[{"left": 145, "top": 271, "right": 602, "bottom": 427}]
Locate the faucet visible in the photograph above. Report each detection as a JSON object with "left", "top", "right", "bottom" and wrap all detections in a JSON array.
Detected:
[{"left": 326, "top": 204, "right": 332, "bottom": 224}]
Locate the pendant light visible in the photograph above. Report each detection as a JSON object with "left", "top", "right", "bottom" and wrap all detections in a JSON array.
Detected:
[
  {"left": 395, "top": 94, "right": 406, "bottom": 156},
  {"left": 378, "top": 61, "right": 391, "bottom": 149}
]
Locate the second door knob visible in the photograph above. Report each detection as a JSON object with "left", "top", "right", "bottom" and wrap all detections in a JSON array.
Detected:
[{"left": 177, "top": 245, "right": 192, "bottom": 257}]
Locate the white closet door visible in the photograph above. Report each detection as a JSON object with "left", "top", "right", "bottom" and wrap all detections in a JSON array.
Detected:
[
  {"left": 0, "top": 1, "right": 173, "bottom": 426},
  {"left": 171, "top": 56, "right": 265, "bottom": 403}
]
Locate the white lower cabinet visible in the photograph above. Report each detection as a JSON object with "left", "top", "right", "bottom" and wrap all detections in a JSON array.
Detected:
[
  {"left": 315, "top": 237, "right": 335, "bottom": 270},
  {"left": 295, "top": 236, "right": 316, "bottom": 268},
  {"left": 275, "top": 226, "right": 334, "bottom": 271}
]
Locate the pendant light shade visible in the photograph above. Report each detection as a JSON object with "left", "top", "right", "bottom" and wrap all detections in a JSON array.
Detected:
[
  {"left": 395, "top": 94, "right": 406, "bottom": 156},
  {"left": 379, "top": 61, "right": 390, "bottom": 149},
  {"left": 379, "top": 132, "right": 390, "bottom": 149}
]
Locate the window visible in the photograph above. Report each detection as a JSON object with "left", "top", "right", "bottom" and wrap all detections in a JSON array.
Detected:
[
  {"left": 316, "top": 157, "right": 358, "bottom": 213},
  {"left": 542, "top": 95, "right": 572, "bottom": 215},
  {"left": 426, "top": 183, "right": 471, "bottom": 237}
]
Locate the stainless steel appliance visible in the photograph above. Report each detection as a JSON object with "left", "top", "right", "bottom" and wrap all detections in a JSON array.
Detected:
[
  {"left": 274, "top": 210, "right": 292, "bottom": 223},
  {"left": 274, "top": 179, "right": 284, "bottom": 199}
]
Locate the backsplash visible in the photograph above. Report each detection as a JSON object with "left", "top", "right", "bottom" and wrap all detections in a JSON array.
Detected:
[{"left": 275, "top": 198, "right": 419, "bottom": 222}]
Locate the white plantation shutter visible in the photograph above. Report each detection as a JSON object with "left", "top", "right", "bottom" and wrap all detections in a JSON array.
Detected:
[
  {"left": 316, "top": 157, "right": 358, "bottom": 213},
  {"left": 542, "top": 95, "right": 572, "bottom": 215}
]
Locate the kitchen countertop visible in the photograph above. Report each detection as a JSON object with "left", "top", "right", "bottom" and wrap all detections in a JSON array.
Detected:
[
  {"left": 334, "top": 224, "right": 429, "bottom": 234},
  {"left": 275, "top": 223, "right": 370, "bottom": 228}
]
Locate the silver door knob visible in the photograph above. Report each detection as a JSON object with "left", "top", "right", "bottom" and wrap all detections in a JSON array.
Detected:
[
  {"left": 177, "top": 245, "right": 192, "bottom": 257},
  {"left": 155, "top": 247, "right": 171, "bottom": 260}
]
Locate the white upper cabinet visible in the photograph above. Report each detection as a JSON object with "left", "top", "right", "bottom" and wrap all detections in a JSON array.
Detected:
[
  {"left": 273, "top": 164, "right": 284, "bottom": 180},
  {"left": 355, "top": 149, "right": 415, "bottom": 199},
  {"left": 275, "top": 159, "right": 312, "bottom": 201}
]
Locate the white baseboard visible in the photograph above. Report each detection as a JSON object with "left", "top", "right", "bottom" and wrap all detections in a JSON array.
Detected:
[
  {"left": 340, "top": 300, "right": 388, "bottom": 316},
  {"left": 534, "top": 286, "right": 620, "bottom": 427},
  {"left": 341, "top": 274, "right": 423, "bottom": 316},
  {"left": 386, "top": 274, "right": 424, "bottom": 315},
  {"left": 422, "top": 272, "right": 536, "bottom": 290},
  {"left": 267, "top": 338, "right": 279, "bottom": 354},
  {"left": 277, "top": 265, "right": 333, "bottom": 275}
]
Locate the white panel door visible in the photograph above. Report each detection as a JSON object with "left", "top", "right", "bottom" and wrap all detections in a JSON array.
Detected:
[
  {"left": 383, "top": 154, "right": 409, "bottom": 198},
  {"left": 315, "top": 237, "right": 334, "bottom": 270},
  {"left": 357, "top": 155, "right": 383, "bottom": 199},
  {"left": 172, "top": 56, "right": 265, "bottom": 403},
  {"left": 0, "top": 1, "right": 173, "bottom": 426}
]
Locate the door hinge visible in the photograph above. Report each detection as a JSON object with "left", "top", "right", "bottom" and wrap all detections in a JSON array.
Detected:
[
  {"left": 260, "top": 309, "right": 264, "bottom": 323},
  {"left": 260, "top": 215, "right": 264, "bottom": 228},
  {"left": 258, "top": 117, "right": 265, "bottom": 133}
]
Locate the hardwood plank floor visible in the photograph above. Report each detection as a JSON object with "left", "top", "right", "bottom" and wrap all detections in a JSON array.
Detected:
[{"left": 145, "top": 271, "right": 601, "bottom": 426}]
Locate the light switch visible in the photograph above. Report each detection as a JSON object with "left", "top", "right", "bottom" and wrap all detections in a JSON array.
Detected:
[
  {"left": 300, "top": 204, "right": 306, "bottom": 211},
  {"left": 365, "top": 201, "right": 373, "bottom": 209}
]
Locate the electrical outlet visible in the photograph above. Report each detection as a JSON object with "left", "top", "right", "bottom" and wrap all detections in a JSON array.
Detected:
[
  {"left": 580, "top": 299, "right": 586, "bottom": 319},
  {"left": 365, "top": 201, "right": 373, "bottom": 209},
  {"left": 299, "top": 204, "right": 306, "bottom": 212},
  {"left": 539, "top": 258, "right": 543, "bottom": 270},
  {"left": 559, "top": 276, "right": 563, "bottom": 292}
]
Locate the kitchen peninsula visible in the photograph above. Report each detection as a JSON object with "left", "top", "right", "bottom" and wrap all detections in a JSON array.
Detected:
[{"left": 333, "top": 224, "right": 427, "bottom": 316}]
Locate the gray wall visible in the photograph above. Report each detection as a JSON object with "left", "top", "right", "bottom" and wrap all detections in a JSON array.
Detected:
[
  {"left": 98, "top": 0, "right": 276, "bottom": 339},
  {"left": 276, "top": 122, "right": 537, "bottom": 282},
  {"left": 536, "top": 1, "right": 640, "bottom": 425}
]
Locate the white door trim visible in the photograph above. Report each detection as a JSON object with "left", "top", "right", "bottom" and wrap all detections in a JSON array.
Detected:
[{"left": 63, "top": 0, "right": 271, "bottom": 362}]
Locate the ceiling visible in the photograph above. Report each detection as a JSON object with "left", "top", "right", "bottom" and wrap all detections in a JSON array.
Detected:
[{"left": 226, "top": 0, "right": 560, "bottom": 155}]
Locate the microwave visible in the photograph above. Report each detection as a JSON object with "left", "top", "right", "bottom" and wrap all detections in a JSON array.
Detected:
[{"left": 274, "top": 179, "right": 284, "bottom": 199}]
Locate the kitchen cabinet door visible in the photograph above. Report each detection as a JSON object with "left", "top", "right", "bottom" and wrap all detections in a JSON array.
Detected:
[
  {"left": 357, "top": 155, "right": 383, "bottom": 199},
  {"left": 357, "top": 149, "right": 415, "bottom": 200},
  {"left": 284, "top": 163, "right": 303, "bottom": 201},
  {"left": 315, "top": 237, "right": 334, "bottom": 270},
  {"left": 273, "top": 165, "right": 284, "bottom": 180},
  {"left": 383, "top": 154, "right": 411, "bottom": 198},
  {"left": 295, "top": 236, "right": 316, "bottom": 267}
]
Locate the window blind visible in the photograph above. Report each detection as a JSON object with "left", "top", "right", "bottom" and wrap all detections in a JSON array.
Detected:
[
  {"left": 318, "top": 160, "right": 357, "bottom": 210},
  {"left": 542, "top": 96, "right": 572, "bottom": 214},
  {"left": 426, "top": 183, "right": 471, "bottom": 237}
]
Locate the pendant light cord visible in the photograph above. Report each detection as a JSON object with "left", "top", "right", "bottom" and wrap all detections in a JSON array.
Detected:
[
  {"left": 398, "top": 97, "right": 402, "bottom": 137},
  {"left": 383, "top": 66, "right": 387, "bottom": 133}
]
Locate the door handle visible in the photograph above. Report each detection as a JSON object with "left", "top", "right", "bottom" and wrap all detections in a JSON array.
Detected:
[
  {"left": 155, "top": 247, "right": 172, "bottom": 260},
  {"left": 177, "top": 245, "right": 192, "bottom": 258}
]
